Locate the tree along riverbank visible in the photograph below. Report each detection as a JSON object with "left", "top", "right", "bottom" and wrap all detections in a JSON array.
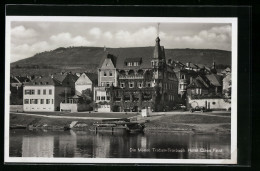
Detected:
[{"left": 9, "top": 112, "right": 231, "bottom": 134}]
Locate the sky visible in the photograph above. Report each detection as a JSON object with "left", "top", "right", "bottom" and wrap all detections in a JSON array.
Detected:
[{"left": 10, "top": 21, "right": 232, "bottom": 63}]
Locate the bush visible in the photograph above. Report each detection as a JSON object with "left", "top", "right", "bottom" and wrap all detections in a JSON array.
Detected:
[{"left": 85, "top": 105, "right": 93, "bottom": 111}]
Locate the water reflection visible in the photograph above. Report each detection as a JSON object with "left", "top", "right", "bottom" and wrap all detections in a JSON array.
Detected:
[
  {"left": 9, "top": 129, "right": 231, "bottom": 159},
  {"left": 22, "top": 136, "right": 54, "bottom": 157}
]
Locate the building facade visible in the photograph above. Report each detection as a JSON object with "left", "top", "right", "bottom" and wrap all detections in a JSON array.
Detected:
[
  {"left": 94, "top": 36, "right": 179, "bottom": 112},
  {"left": 23, "top": 76, "right": 71, "bottom": 112},
  {"left": 75, "top": 72, "right": 98, "bottom": 96}
]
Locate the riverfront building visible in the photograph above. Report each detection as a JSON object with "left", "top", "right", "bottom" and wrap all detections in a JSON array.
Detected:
[
  {"left": 94, "top": 36, "right": 179, "bottom": 112},
  {"left": 23, "top": 76, "right": 71, "bottom": 112}
]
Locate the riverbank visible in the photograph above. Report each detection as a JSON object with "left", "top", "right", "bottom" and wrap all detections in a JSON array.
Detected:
[
  {"left": 144, "top": 114, "right": 231, "bottom": 134},
  {"left": 9, "top": 112, "right": 231, "bottom": 134}
]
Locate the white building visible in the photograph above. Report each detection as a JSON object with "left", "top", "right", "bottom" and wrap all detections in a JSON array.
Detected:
[
  {"left": 75, "top": 72, "right": 97, "bottom": 96},
  {"left": 93, "top": 53, "right": 117, "bottom": 112},
  {"left": 23, "top": 76, "right": 71, "bottom": 112}
]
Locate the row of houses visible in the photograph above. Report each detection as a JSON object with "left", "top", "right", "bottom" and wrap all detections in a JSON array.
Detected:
[
  {"left": 10, "top": 72, "right": 97, "bottom": 112},
  {"left": 10, "top": 36, "right": 231, "bottom": 112}
]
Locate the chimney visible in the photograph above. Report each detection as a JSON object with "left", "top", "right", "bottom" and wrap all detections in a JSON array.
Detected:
[
  {"left": 104, "top": 46, "right": 106, "bottom": 52},
  {"left": 50, "top": 74, "right": 53, "bottom": 78},
  {"left": 186, "top": 62, "right": 190, "bottom": 67}
]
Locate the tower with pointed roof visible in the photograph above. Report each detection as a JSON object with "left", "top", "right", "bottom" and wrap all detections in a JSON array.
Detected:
[{"left": 151, "top": 36, "right": 166, "bottom": 87}]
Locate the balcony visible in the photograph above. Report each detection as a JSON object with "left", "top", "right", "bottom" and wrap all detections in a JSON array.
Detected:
[{"left": 119, "top": 75, "right": 144, "bottom": 79}]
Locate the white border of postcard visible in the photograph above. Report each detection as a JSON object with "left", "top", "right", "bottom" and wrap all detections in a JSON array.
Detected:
[{"left": 5, "top": 16, "right": 237, "bottom": 164}]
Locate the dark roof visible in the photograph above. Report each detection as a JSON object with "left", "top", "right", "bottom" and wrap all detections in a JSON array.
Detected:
[
  {"left": 10, "top": 77, "right": 20, "bottom": 84},
  {"left": 85, "top": 72, "right": 98, "bottom": 84},
  {"left": 16, "top": 76, "right": 30, "bottom": 83},
  {"left": 189, "top": 63, "right": 199, "bottom": 69},
  {"left": 206, "top": 74, "right": 222, "bottom": 86},
  {"left": 26, "top": 76, "right": 61, "bottom": 86},
  {"left": 66, "top": 73, "right": 78, "bottom": 83},
  {"left": 187, "top": 79, "right": 206, "bottom": 89},
  {"left": 99, "top": 37, "right": 165, "bottom": 70},
  {"left": 98, "top": 52, "right": 117, "bottom": 68},
  {"left": 125, "top": 57, "right": 142, "bottom": 63},
  {"left": 53, "top": 74, "right": 67, "bottom": 83},
  {"left": 153, "top": 37, "right": 164, "bottom": 60}
]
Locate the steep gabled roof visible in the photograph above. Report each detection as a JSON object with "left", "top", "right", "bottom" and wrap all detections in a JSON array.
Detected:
[
  {"left": 187, "top": 78, "right": 207, "bottom": 89},
  {"left": 85, "top": 73, "right": 98, "bottom": 85},
  {"left": 10, "top": 76, "right": 21, "bottom": 84},
  {"left": 53, "top": 74, "right": 67, "bottom": 83},
  {"left": 206, "top": 74, "right": 222, "bottom": 87},
  {"left": 25, "top": 76, "right": 61, "bottom": 86},
  {"left": 98, "top": 52, "right": 117, "bottom": 68}
]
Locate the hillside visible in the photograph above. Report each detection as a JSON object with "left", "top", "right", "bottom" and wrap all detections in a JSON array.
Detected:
[{"left": 11, "top": 46, "right": 231, "bottom": 76}]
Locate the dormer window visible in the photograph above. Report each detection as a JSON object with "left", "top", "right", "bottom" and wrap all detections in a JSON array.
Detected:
[
  {"left": 109, "top": 71, "right": 113, "bottom": 76},
  {"left": 104, "top": 72, "right": 107, "bottom": 76},
  {"left": 46, "top": 82, "right": 49, "bottom": 85},
  {"left": 129, "top": 82, "right": 134, "bottom": 88},
  {"left": 120, "top": 83, "right": 125, "bottom": 88},
  {"left": 125, "top": 58, "right": 142, "bottom": 67}
]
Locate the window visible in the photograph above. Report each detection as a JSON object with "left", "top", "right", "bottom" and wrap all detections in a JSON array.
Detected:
[
  {"left": 97, "top": 96, "right": 100, "bottom": 100},
  {"left": 25, "top": 90, "right": 31, "bottom": 95},
  {"left": 46, "top": 82, "right": 49, "bottom": 85},
  {"left": 104, "top": 72, "right": 107, "bottom": 76},
  {"left": 30, "top": 99, "right": 37, "bottom": 104},
  {"left": 134, "top": 62, "right": 139, "bottom": 66},
  {"left": 147, "top": 82, "right": 151, "bottom": 87},
  {"left": 41, "top": 99, "right": 44, "bottom": 104},
  {"left": 24, "top": 99, "right": 29, "bottom": 104},
  {"left": 101, "top": 82, "right": 105, "bottom": 86},
  {"left": 101, "top": 96, "right": 105, "bottom": 100},
  {"left": 106, "top": 82, "right": 110, "bottom": 87},
  {"left": 212, "top": 102, "right": 216, "bottom": 105},
  {"left": 138, "top": 83, "right": 143, "bottom": 88},
  {"left": 128, "top": 62, "right": 133, "bottom": 66},
  {"left": 31, "top": 90, "right": 35, "bottom": 95},
  {"left": 49, "top": 89, "right": 52, "bottom": 95},
  {"left": 120, "top": 83, "right": 125, "bottom": 88},
  {"left": 107, "top": 96, "right": 110, "bottom": 100},
  {"left": 37, "top": 89, "right": 41, "bottom": 95},
  {"left": 129, "top": 82, "right": 134, "bottom": 88},
  {"left": 109, "top": 71, "right": 113, "bottom": 76},
  {"left": 43, "top": 89, "right": 46, "bottom": 95},
  {"left": 151, "top": 61, "right": 154, "bottom": 66},
  {"left": 46, "top": 99, "right": 50, "bottom": 104},
  {"left": 52, "top": 99, "right": 54, "bottom": 104},
  {"left": 181, "top": 75, "right": 185, "bottom": 79}
]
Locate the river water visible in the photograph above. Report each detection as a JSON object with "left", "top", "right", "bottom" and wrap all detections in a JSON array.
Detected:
[{"left": 9, "top": 129, "right": 231, "bottom": 159}]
